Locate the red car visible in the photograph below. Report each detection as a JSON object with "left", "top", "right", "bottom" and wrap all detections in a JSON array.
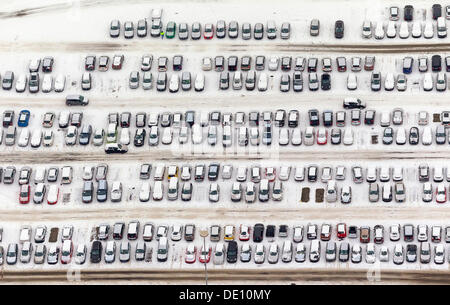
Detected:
[
  {"left": 199, "top": 245, "right": 212, "bottom": 263},
  {"left": 239, "top": 225, "right": 251, "bottom": 241},
  {"left": 19, "top": 184, "right": 30, "bottom": 204},
  {"left": 203, "top": 23, "right": 214, "bottom": 39},
  {"left": 337, "top": 223, "right": 347, "bottom": 240}
]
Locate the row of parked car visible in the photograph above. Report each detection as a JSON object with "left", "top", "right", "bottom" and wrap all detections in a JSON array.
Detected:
[
  {"left": 3, "top": 222, "right": 450, "bottom": 265},
  {"left": 110, "top": 18, "right": 291, "bottom": 40},
  {"left": 203, "top": 55, "right": 375, "bottom": 73}
]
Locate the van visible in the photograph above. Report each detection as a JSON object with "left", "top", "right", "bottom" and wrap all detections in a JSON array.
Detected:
[
  {"left": 142, "top": 223, "right": 154, "bottom": 241},
  {"left": 154, "top": 164, "right": 165, "bottom": 181},
  {"left": 281, "top": 240, "right": 293, "bottom": 262},
  {"left": 157, "top": 237, "right": 169, "bottom": 262},
  {"left": 66, "top": 94, "right": 89, "bottom": 106},
  {"left": 127, "top": 221, "right": 140, "bottom": 240},
  {"left": 61, "top": 166, "right": 73, "bottom": 184},
  {"left": 309, "top": 240, "right": 321, "bottom": 262}
]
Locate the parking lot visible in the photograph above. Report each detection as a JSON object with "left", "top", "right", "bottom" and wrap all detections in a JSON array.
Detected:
[{"left": 1, "top": 0, "right": 450, "bottom": 284}]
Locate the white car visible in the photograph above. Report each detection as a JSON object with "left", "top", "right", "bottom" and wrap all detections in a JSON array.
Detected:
[
  {"left": 365, "top": 243, "right": 376, "bottom": 263},
  {"left": 110, "top": 181, "right": 123, "bottom": 202},
  {"left": 384, "top": 73, "right": 395, "bottom": 91},
  {"left": 423, "top": 21, "right": 434, "bottom": 38},
  {"left": 254, "top": 244, "right": 265, "bottom": 264},
  {"left": 422, "top": 126, "right": 432, "bottom": 145},
  {"left": 139, "top": 182, "right": 151, "bottom": 202},
  {"left": 169, "top": 74, "right": 179, "bottom": 93},
  {"left": 42, "top": 74, "right": 53, "bottom": 93},
  {"left": 423, "top": 73, "right": 433, "bottom": 91},
  {"left": 398, "top": 22, "right": 409, "bottom": 39},
  {"left": 47, "top": 185, "right": 59, "bottom": 204},
  {"left": 362, "top": 21, "right": 372, "bottom": 38},
  {"left": 15, "top": 74, "right": 27, "bottom": 92},
  {"left": 194, "top": 73, "right": 205, "bottom": 91},
  {"left": 374, "top": 22, "right": 385, "bottom": 39},
  {"left": 279, "top": 129, "right": 289, "bottom": 145},
  {"left": 65, "top": 126, "right": 77, "bottom": 145},
  {"left": 30, "top": 130, "right": 42, "bottom": 148},
  {"left": 396, "top": 127, "right": 406, "bottom": 145},
  {"left": 436, "top": 184, "right": 447, "bottom": 203},
  {"left": 291, "top": 129, "right": 302, "bottom": 145},
  {"left": 119, "top": 128, "right": 130, "bottom": 145},
  {"left": 343, "top": 128, "right": 353, "bottom": 145},
  {"left": 54, "top": 74, "right": 66, "bottom": 92},
  {"left": 191, "top": 124, "right": 203, "bottom": 144},
  {"left": 386, "top": 21, "right": 396, "bottom": 38},
  {"left": 161, "top": 128, "right": 173, "bottom": 145},
  {"left": 347, "top": 74, "right": 357, "bottom": 90},
  {"left": 304, "top": 127, "right": 314, "bottom": 146},
  {"left": 43, "top": 130, "right": 54, "bottom": 146},
  {"left": 18, "top": 128, "right": 30, "bottom": 147},
  {"left": 411, "top": 21, "right": 422, "bottom": 38},
  {"left": 268, "top": 56, "right": 279, "bottom": 71},
  {"left": 258, "top": 73, "right": 268, "bottom": 91},
  {"left": 153, "top": 181, "right": 163, "bottom": 201}
]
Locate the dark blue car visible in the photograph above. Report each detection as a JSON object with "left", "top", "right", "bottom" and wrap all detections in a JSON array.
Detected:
[{"left": 18, "top": 110, "right": 30, "bottom": 127}]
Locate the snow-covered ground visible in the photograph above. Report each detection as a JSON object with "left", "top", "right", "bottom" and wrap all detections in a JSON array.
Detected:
[{"left": 0, "top": 0, "right": 449, "bottom": 284}]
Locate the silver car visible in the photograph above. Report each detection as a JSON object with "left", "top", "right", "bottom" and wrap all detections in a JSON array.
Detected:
[
  {"left": 135, "top": 241, "right": 146, "bottom": 261},
  {"left": 129, "top": 71, "right": 140, "bottom": 89},
  {"left": 119, "top": 242, "right": 130, "bottom": 262}
]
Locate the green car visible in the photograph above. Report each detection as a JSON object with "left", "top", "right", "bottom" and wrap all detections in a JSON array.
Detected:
[{"left": 166, "top": 21, "right": 176, "bottom": 38}]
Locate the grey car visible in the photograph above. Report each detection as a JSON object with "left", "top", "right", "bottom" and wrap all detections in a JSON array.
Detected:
[
  {"left": 110, "top": 20, "right": 121, "bottom": 37},
  {"left": 178, "top": 23, "right": 189, "bottom": 40},
  {"left": 280, "top": 22, "right": 291, "bottom": 39},
  {"left": 119, "top": 241, "right": 130, "bottom": 262},
  {"left": 325, "top": 241, "right": 337, "bottom": 262},
  {"left": 129, "top": 71, "right": 140, "bottom": 89},
  {"left": 191, "top": 22, "right": 202, "bottom": 40},
  {"left": 137, "top": 19, "right": 147, "bottom": 37},
  {"left": 369, "top": 183, "right": 379, "bottom": 202},
  {"left": 242, "top": 23, "right": 251, "bottom": 40},
  {"left": 124, "top": 21, "right": 134, "bottom": 39},
  {"left": 135, "top": 241, "right": 146, "bottom": 261},
  {"left": 310, "top": 19, "right": 320, "bottom": 36},
  {"left": 5, "top": 125, "right": 16, "bottom": 146},
  {"left": 339, "top": 242, "right": 350, "bottom": 262},
  {"left": 97, "top": 179, "right": 108, "bottom": 202},
  {"left": 82, "top": 181, "right": 94, "bottom": 203},
  {"left": 6, "top": 243, "right": 18, "bottom": 265},
  {"left": 228, "top": 21, "right": 239, "bottom": 38},
  {"left": 181, "top": 72, "right": 191, "bottom": 91},
  {"left": 34, "top": 244, "right": 46, "bottom": 264}
]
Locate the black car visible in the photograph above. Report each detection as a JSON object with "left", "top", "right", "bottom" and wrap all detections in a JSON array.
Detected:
[
  {"left": 432, "top": 55, "right": 442, "bottom": 72},
  {"left": 90, "top": 241, "right": 102, "bottom": 263},
  {"left": 82, "top": 181, "right": 94, "bottom": 203},
  {"left": 288, "top": 110, "right": 299, "bottom": 127},
  {"left": 42, "top": 57, "right": 54, "bottom": 73},
  {"left": 322, "top": 110, "right": 333, "bottom": 126},
  {"left": 281, "top": 56, "right": 292, "bottom": 71},
  {"left": 253, "top": 223, "right": 264, "bottom": 242},
  {"left": 79, "top": 124, "right": 92, "bottom": 145},
  {"left": 406, "top": 244, "right": 417, "bottom": 262},
  {"left": 364, "top": 110, "right": 376, "bottom": 125},
  {"left": 409, "top": 127, "right": 419, "bottom": 145},
  {"left": 404, "top": 5, "right": 414, "bottom": 21},
  {"left": 334, "top": 20, "right": 344, "bottom": 38},
  {"left": 208, "top": 163, "right": 220, "bottom": 181},
  {"left": 321, "top": 73, "right": 331, "bottom": 90},
  {"left": 266, "top": 225, "right": 275, "bottom": 238},
  {"left": 228, "top": 56, "right": 238, "bottom": 71},
  {"left": 432, "top": 4, "right": 442, "bottom": 20},
  {"left": 308, "top": 109, "right": 320, "bottom": 126},
  {"left": 173, "top": 55, "right": 183, "bottom": 71},
  {"left": 134, "top": 128, "right": 146, "bottom": 147},
  {"left": 2, "top": 110, "right": 14, "bottom": 127},
  {"left": 254, "top": 23, "right": 264, "bottom": 40},
  {"left": 307, "top": 58, "right": 318, "bottom": 72},
  {"left": 113, "top": 222, "right": 125, "bottom": 240},
  {"left": 226, "top": 241, "right": 238, "bottom": 263},
  {"left": 383, "top": 127, "right": 394, "bottom": 145},
  {"left": 330, "top": 128, "right": 341, "bottom": 145},
  {"left": 85, "top": 55, "right": 96, "bottom": 71},
  {"left": 185, "top": 111, "right": 195, "bottom": 127}
]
